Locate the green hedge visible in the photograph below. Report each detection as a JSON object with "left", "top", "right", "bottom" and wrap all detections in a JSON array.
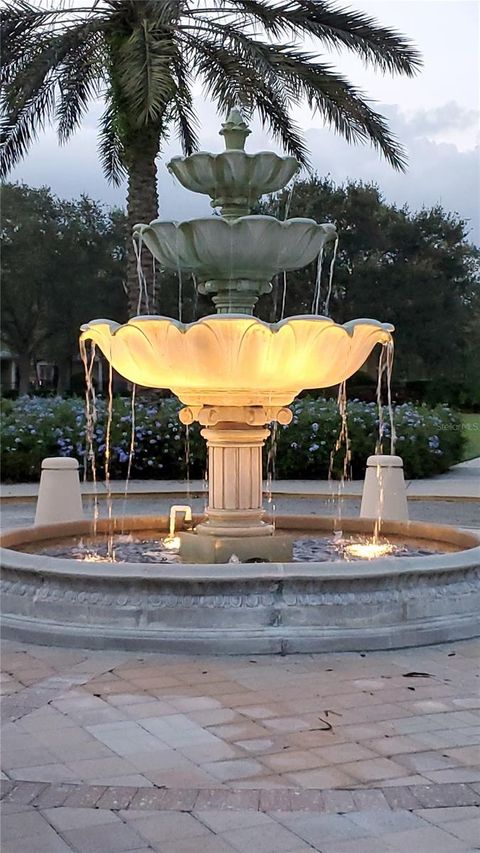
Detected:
[{"left": 0, "top": 395, "right": 465, "bottom": 483}]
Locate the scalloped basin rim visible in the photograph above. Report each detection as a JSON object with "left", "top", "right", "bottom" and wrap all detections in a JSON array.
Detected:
[
  {"left": 168, "top": 150, "right": 300, "bottom": 164},
  {"left": 80, "top": 314, "right": 395, "bottom": 337},
  {"left": 133, "top": 215, "right": 331, "bottom": 232}
]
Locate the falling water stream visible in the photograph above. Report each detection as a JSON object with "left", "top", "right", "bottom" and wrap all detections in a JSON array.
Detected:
[
  {"left": 121, "top": 383, "right": 137, "bottom": 530},
  {"left": 104, "top": 359, "right": 115, "bottom": 561},
  {"left": 133, "top": 233, "right": 150, "bottom": 315},
  {"left": 324, "top": 235, "right": 339, "bottom": 317},
  {"left": 79, "top": 339, "right": 99, "bottom": 536},
  {"left": 311, "top": 247, "right": 324, "bottom": 315},
  {"left": 372, "top": 340, "right": 397, "bottom": 543},
  {"left": 266, "top": 420, "right": 278, "bottom": 531}
]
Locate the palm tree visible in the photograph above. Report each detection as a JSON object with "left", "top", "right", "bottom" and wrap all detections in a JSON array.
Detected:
[{"left": 1, "top": 0, "right": 421, "bottom": 312}]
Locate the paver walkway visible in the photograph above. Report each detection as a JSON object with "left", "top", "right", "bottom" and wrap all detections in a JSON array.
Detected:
[{"left": 2, "top": 638, "right": 479, "bottom": 851}]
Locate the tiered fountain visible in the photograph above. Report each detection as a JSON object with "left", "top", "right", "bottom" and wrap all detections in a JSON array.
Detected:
[
  {"left": 1, "top": 110, "right": 479, "bottom": 652},
  {"left": 79, "top": 108, "right": 393, "bottom": 562}
]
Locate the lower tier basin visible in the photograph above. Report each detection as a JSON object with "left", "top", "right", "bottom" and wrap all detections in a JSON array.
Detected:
[{"left": 1, "top": 516, "right": 479, "bottom": 654}]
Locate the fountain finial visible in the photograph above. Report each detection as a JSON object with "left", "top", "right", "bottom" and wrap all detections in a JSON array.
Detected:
[{"left": 220, "top": 106, "right": 251, "bottom": 150}]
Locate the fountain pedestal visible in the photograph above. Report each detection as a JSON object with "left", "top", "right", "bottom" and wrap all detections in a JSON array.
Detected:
[
  {"left": 197, "top": 424, "right": 272, "bottom": 537},
  {"left": 178, "top": 406, "right": 293, "bottom": 562}
]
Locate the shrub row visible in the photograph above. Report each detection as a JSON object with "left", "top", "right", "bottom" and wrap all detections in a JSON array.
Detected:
[{"left": 0, "top": 395, "right": 464, "bottom": 483}]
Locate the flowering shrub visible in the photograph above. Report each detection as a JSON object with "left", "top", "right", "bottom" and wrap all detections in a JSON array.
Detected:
[{"left": 0, "top": 395, "right": 464, "bottom": 483}]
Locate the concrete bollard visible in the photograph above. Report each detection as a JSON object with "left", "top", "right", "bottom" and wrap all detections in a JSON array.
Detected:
[
  {"left": 360, "top": 454, "right": 408, "bottom": 522},
  {"left": 35, "top": 457, "right": 84, "bottom": 526}
]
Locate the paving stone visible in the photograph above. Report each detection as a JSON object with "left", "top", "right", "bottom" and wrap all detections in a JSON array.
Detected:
[
  {"left": 95, "top": 785, "right": 138, "bottom": 809},
  {"left": 440, "top": 817, "right": 480, "bottom": 844},
  {"left": 203, "top": 758, "right": 266, "bottom": 782},
  {"left": 1, "top": 830, "right": 74, "bottom": 852},
  {"left": 351, "top": 788, "right": 390, "bottom": 810},
  {"left": 129, "top": 810, "right": 212, "bottom": 845},
  {"left": 159, "top": 836, "right": 239, "bottom": 853},
  {"left": 424, "top": 767, "right": 480, "bottom": 784},
  {"left": 0, "top": 778, "right": 14, "bottom": 798},
  {"left": 274, "top": 812, "right": 370, "bottom": 845},
  {"left": 287, "top": 766, "right": 356, "bottom": 788},
  {"left": 415, "top": 805, "right": 480, "bottom": 824},
  {"left": 3, "top": 780, "right": 48, "bottom": 804},
  {"left": 383, "top": 785, "right": 422, "bottom": 810},
  {"left": 195, "top": 788, "right": 260, "bottom": 810},
  {"left": 262, "top": 748, "right": 327, "bottom": 773},
  {"left": 340, "top": 757, "right": 408, "bottom": 783},
  {"left": 347, "top": 807, "right": 428, "bottom": 834},
  {"left": 413, "top": 783, "right": 480, "bottom": 808},
  {"left": 375, "top": 824, "right": 473, "bottom": 851},
  {"left": 220, "top": 820, "right": 306, "bottom": 852},
  {"left": 61, "top": 819, "right": 147, "bottom": 852},
  {"left": 2, "top": 808, "right": 55, "bottom": 841},
  {"left": 259, "top": 789, "right": 295, "bottom": 811},
  {"left": 33, "top": 783, "right": 76, "bottom": 808},
  {"left": 313, "top": 742, "right": 378, "bottom": 765},
  {"left": 194, "top": 808, "right": 273, "bottom": 832},
  {"left": 62, "top": 784, "right": 107, "bottom": 807},
  {"left": 42, "top": 805, "right": 121, "bottom": 830},
  {"left": 288, "top": 790, "right": 327, "bottom": 811},
  {"left": 322, "top": 789, "right": 357, "bottom": 813}
]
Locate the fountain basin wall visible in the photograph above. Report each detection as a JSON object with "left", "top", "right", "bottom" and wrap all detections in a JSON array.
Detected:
[{"left": 1, "top": 516, "right": 479, "bottom": 654}]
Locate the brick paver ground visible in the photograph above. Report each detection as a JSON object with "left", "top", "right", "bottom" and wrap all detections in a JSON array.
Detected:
[{"left": 1, "top": 637, "right": 479, "bottom": 851}]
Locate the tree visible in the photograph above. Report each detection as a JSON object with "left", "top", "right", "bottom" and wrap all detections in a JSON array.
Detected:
[
  {"left": 258, "top": 177, "right": 480, "bottom": 390},
  {"left": 1, "top": 182, "right": 127, "bottom": 393},
  {"left": 1, "top": 0, "right": 421, "bottom": 312}
]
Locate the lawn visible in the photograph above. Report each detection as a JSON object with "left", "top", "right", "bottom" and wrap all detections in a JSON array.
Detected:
[{"left": 461, "top": 412, "right": 480, "bottom": 460}]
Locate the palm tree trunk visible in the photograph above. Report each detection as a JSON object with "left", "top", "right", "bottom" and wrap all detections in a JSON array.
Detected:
[{"left": 126, "top": 130, "right": 160, "bottom": 317}]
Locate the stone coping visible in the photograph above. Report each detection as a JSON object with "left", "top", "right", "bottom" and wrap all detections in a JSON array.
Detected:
[
  {"left": 1, "top": 515, "right": 479, "bottom": 583},
  {"left": 1, "top": 778, "right": 479, "bottom": 813}
]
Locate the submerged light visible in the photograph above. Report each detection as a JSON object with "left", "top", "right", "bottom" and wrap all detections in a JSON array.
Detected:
[{"left": 343, "top": 540, "right": 396, "bottom": 560}]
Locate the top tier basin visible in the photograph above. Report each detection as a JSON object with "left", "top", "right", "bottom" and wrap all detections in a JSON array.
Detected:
[
  {"left": 167, "top": 106, "right": 300, "bottom": 217},
  {"left": 168, "top": 150, "right": 299, "bottom": 216}
]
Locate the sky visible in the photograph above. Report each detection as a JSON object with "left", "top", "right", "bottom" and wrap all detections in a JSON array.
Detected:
[{"left": 11, "top": 0, "right": 480, "bottom": 243}]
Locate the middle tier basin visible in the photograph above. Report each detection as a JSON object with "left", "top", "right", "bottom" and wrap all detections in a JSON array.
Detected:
[
  {"left": 80, "top": 315, "right": 393, "bottom": 407},
  {"left": 133, "top": 216, "right": 337, "bottom": 281}
]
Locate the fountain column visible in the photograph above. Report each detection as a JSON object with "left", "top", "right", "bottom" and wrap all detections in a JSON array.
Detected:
[{"left": 197, "top": 423, "right": 273, "bottom": 537}]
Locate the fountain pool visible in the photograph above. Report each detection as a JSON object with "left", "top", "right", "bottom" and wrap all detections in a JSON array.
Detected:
[{"left": 1, "top": 516, "right": 479, "bottom": 652}]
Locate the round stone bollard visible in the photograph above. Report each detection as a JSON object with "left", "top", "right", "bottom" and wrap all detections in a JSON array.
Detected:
[
  {"left": 35, "top": 457, "right": 84, "bottom": 526},
  {"left": 360, "top": 454, "right": 408, "bottom": 522}
]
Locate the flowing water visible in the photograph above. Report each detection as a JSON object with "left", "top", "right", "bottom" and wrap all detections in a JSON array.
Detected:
[
  {"left": 311, "top": 247, "right": 324, "bottom": 314},
  {"left": 324, "top": 235, "right": 339, "bottom": 316},
  {"left": 79, "top": 339, "right": 99, "bottom": 536},
  {"left": 266, "top": 420, "right": 278, "bottom": 530},
  {"left": 133, "top": 233, "right": 150, "bottom": 315},
  {"left": 104, "top": 359, "right": 115, "bottom": 561},
  {"left": 121, "top": 383, "right": 137, "bottom": 530},
  {"left": 373, "top": 341, "right": 397, "bottom": 542},
  {"left": 328, "top": 380, "right": 352, "bottom": 536}
]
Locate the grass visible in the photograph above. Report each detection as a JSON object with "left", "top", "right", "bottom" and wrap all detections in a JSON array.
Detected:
[{"left": 461, "top": 412, "right": 480, "bottom": 461}]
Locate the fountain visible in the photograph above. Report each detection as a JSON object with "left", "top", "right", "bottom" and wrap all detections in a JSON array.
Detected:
[
  {"left": 79, "top": 108, "right": 393, "bottom": 562},
  {"left": 1, "top": 110, "right": 479, "bottom": 652}
]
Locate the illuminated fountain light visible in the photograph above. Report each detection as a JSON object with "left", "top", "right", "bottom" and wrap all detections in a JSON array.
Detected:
[
  {"left": 161, "top": 535, "right": 181, "bottom": 552},
  {"left": 343, "top": 539, "right": 396, "bottom": 560}
]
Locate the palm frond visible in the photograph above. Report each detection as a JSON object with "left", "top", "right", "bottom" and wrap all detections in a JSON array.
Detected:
[
  {"left": 98, "top": 94, "right": 128, "bottom": 184},
  {"left": 216, "top": 0, "right": 422, "bottom": 76},
  {"left": 169, "top": 55, "right": 199, "bottom": 155},
  {"left": 116, "top": 18, "right": 177, "bottom": 125}
]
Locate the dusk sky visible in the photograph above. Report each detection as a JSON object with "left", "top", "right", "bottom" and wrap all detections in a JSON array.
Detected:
[{"left": 11, "top": 0, "right": 480, "bottom": 243}]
